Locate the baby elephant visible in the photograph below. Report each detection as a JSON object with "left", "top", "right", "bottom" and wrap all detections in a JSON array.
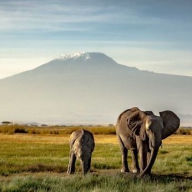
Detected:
[{"left": 67, "top": 129, "right": 95, "bottom": 174}]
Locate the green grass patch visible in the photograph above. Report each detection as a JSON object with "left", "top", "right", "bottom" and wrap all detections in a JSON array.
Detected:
[
  {"left": 0, "top": 174, "right": 191, "bottom": 192},
  {"left": 0, "top": 138, "right": 191, "bottom": 178},
  {"left": 0, "top": 134, "right": 191, "bottom": 191}
]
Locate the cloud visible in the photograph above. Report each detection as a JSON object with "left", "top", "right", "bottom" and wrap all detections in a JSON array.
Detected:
[
  {"left": 0, "top": 1, "right": 116, "bottom": 32},
  {"left": 0, "top": 0, "right": 163, "bottom": 32}
]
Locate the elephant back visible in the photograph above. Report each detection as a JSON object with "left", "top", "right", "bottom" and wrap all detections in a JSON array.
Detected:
[
  {"left": 70, "top": 129, "right": 95, "bottom": 158},
  {"left": 116, "top": 107, "right": 145, "bottom": 137}
]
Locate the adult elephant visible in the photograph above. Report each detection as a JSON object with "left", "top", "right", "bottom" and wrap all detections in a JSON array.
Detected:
[{"left": 116, "top": 107, "right": 180, "bottom": 177}]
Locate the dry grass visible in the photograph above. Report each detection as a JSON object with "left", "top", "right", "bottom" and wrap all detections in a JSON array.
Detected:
[
  {"left": 1, "top": 124, "right": 191, "bottom": 136},
  {"left": 0, "top": 134, "right": 191, "bottom": 145},
  {"left": 162, "top": 135, "right": 192, "bottom": 144},
  {"left": 0, "top": 124, "right": 116, "bottom": 135}
]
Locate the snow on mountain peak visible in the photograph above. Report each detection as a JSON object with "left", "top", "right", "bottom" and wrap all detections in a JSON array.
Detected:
[{"left": 59, "top": 52, "right": 90, "bottom": 60}]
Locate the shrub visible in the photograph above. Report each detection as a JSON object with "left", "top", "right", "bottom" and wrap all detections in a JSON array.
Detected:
[
  {"left": 176, "top": 128, "right": 192, "bottom": 135},
  {"left": 14, "top": 128, "right": 28, "bottom": 134}
]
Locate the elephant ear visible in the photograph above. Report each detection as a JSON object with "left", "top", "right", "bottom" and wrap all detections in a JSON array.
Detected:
[
  {"left": 159, "top": 110, "right": 180, "bottom": 139},
  {"left": 127, "top": 110, "right": 146, "bottom": 140}
]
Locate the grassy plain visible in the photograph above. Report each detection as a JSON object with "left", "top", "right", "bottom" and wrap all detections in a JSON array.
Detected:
[{"left": 0, "top": 127, "right": 191, "bottom": 191}]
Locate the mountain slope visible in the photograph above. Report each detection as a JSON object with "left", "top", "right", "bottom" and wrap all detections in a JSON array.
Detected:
[{"left": 0, "top": 52, "right": 191, "bottom": 125}]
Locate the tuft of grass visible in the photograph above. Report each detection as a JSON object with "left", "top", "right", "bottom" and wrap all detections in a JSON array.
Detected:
[
  {"left": 92, "top": 162, "right": 118, "bottom": 169},
  {"left": 186, "top": 156, "right": 192, "bottom": 167},
  {"left": 25, "top": 164, "right": 66, "bottom": 173},
  {"left": 159, "top": 150, "right": 169, "bottom": 154}
]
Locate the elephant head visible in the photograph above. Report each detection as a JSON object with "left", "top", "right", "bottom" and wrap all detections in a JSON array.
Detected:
[{"left": 127, "top": 109, "right": 180, "bottom": 177}]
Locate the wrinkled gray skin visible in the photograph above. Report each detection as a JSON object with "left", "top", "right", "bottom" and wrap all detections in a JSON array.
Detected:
[
  {"left": 67, "top": 129, "right": 95, "bottom": 175},
  {"left": 116, "top": 107, "right": 180, "bottom": 177}
]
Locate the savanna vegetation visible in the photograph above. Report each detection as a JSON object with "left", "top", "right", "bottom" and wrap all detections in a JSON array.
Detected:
[
  {"left": 0, "top": 124, "right": 116, "bottom": 135},
  {"left": 0, "top": 124, "right": 191, "bottom": 135},
  {"left": 0, "top": 125, "right": 191, "bottom": 191}
]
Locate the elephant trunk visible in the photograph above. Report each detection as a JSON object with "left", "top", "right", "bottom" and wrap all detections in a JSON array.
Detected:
[{"left": 139, "top": 147, "right": 159, "bottom": 177}]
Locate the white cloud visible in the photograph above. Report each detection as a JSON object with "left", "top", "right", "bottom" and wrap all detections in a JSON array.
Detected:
[
  {"left": 0, "top": 0, "right": 162, "bottom": 32},
  {"left": 0, "top": 1, "right": 117, "bottom": 32}
]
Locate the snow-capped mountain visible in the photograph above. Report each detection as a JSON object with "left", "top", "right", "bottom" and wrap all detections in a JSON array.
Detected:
[
  {"left": 0, "top": 52, "right": 191, "bottom": 125},
  {"left": 59, "top": 52, "right": 91, "bottom": 60}
]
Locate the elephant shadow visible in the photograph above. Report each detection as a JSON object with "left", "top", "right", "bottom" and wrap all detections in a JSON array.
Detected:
[
  {"left": 149, "top": 174, "right": 192, "bottom": 190},
  {"left": 150, "top": 173, "right": 192, "bottom": 181},
  {"left": 120, "top": 172, "right": 192, "bottom": 181},
  {"left": 120, "top": 172, "right": 192, "bottom": 183}
]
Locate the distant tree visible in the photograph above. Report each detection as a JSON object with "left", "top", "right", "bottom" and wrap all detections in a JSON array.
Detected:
[
  {"left": 41, "top": 124, "right": 48, "bottom": 127},
  {"left": 1, "top": 121, "right": 12, "bottom": 125}
]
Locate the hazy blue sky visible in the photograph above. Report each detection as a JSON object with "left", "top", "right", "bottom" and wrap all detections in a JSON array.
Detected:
[{"left": 0, "top": 0, "right": 192, "bottom": 78}]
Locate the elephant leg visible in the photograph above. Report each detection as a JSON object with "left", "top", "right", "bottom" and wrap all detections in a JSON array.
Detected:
[
  {"left": 117, "top": 135, "right": 129, "bottom": 172},
  {"left": 130, "top": 149, "right": 140, "bottom": 173},
  {"left": 67, "top": 152, "right": 76, "bottom": 174},
  {"left": 86, "top": 155, "right": 92, "bottom": 173},
  {"left": 81, "top": 155, "right": 91, "bottom": 175}
]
